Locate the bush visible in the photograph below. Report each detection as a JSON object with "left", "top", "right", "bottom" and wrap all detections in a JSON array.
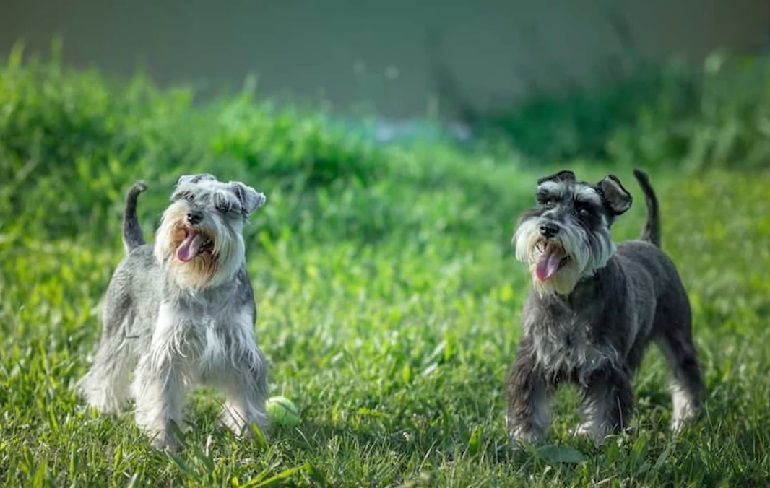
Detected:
[
  {"left": 469, "top": 51, "right": 770, "bottom": 170},
  {"left": 211, "top": 94, "right": 386, "bottom": 189},
  {"left": 608, "top": 51, "right": 770, "bottom": 170},
  {"left": 0, "top": 44, "right": 394, "bottom": 244}
]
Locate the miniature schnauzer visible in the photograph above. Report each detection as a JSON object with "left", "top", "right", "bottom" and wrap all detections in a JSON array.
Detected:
[
  {"left": 78, "top": 174, "right": 270, "bottom": 450},
  {"left": 506, "top": 169, "right": 703, "bottom": 446}
]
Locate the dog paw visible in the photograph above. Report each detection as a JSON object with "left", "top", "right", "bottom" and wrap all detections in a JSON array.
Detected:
[
  {"left": 507, "top": 426, "right": 545, "bottom": 449},
  {"left": 150, "top": 430, "right": 184, "bottom": 453},
  {"left": 570, "top": 423, "right": 593, "bottom": 437},
  {"left": 570, "top": 422, "right": 614, "bottom": 448}
]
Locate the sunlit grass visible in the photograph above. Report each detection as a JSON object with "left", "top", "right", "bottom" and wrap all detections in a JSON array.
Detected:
[{"left": 1, "top": 53, "right": 769, "bottom": 487}]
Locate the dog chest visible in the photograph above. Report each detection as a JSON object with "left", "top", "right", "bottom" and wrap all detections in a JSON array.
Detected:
[
  {"left": 153, "top": 303, "right": 233, "bottom": 360},
  {"left": 527, "top": 316, "right": 619, "bottom": 382}
]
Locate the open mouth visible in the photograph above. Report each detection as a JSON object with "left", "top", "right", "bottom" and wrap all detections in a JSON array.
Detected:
[
  {"left": 175, "top": 228, "right": 214, "bottom": 262},
  {"left": 534, "top": 240, "right": 571, "bottom": 281}
]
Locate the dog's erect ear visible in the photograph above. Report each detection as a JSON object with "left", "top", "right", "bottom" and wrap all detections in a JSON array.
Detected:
[
  {"left": 537, "top": 170, "right": 576, "bottom": 186},
  {"left": 596, "top": 175, "right": 632, "bottom": 215},
  {"left": 176, "top": 174, "right": 217, "bottom": 187},
  {"left": 230, "top": 182, "right": 266, "bottom": 214}
]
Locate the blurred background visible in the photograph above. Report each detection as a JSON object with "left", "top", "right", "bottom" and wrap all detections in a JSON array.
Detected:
[
  {"left": 3, "top": 0, "right": 768, "bottom": 118},
  {"left": 2, "top": 0, "right": 770, "bottom": 287},
  {"left": 3, "top": 2, "right": 770, "bottom": 486}
]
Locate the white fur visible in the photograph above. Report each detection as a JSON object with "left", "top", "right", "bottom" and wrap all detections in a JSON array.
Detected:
[
  {"left": 77, "top": 331, "right": 134, "bottom": 414},
  {"left": 670, "top": 384, "right": 697, "bottom": 432},
  {"left": 202, "top": 307, "right": 268, "bottom": 436},
  {"left": 154, "top": 201, "right": 246, "bottom": 290},
  {"left": 513, "top": 217, "right": 615, "bottom": 296},
  {"left": 79, "top": 174, "right": 270, "bottom": 451},
  {"left": 128, "top": 302, "right": 268, "bottom": 447}
]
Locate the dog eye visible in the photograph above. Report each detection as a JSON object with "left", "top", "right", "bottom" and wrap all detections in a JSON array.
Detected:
[
  {"left": 575, "top": 202, "right": 591, "bottom": 216},
  {"left": 538, "top": 196, "right": 557, "bottom": 207}
]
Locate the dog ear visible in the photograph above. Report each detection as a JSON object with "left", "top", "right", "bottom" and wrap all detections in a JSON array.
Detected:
[
  {"left": 596, "top": 175, "right": 632, "bottom": 215},
  {"left": 231, "top": 182, "right": 266, "bottom": 214},
  {"left": 177, "top": 174, "right": 216, "bottom": 187},
  {"left": 537, "top": 170, "right": 575, "bottom": 186}
]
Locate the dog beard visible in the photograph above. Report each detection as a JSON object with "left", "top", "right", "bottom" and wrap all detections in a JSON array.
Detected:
[
  {"left": 154, "top": 202, "right": 245, "bottom": 290},
  {"left": 513, "top": 218, "right": 615, "bottom": 296}
]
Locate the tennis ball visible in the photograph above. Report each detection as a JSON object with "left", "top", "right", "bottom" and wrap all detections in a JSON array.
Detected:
[{"left": 266, "top": 396, "right": 300, "bottom": 427}]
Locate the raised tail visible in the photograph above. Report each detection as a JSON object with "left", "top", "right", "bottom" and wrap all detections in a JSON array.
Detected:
[
  {"left": 123, "top": 181, "right": 147, "bottom": 253},
  {"left": 632, "top": 169, "right": 660, "bottom": 247}
]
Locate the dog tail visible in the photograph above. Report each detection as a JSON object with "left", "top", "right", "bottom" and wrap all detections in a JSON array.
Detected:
[
  {"left": 632, "top": 168, "right": 661, "bottom": 247},
  {"left": 123, "top": 181, "right": 147, "bottom": 253}
]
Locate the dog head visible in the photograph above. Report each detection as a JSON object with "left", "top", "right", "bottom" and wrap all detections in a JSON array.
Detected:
[
  {"left": 512, "top": 170, "right": 632, "bottom": 295},
  {"left": 154, "top": 173, "right": 266, "bottom": 289}
]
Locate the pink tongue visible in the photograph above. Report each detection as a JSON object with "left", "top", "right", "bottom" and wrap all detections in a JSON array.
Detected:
[
  {"left": 535, "top": 246, "right": 567, "bottom": 281},
  {"left": 176, "top": 233, "right": 206, "bottom": 262}
]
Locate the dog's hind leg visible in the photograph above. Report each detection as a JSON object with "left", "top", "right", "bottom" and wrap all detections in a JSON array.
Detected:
[
  {"left": 78, "top": 311, "right": 135, "bottom": 414},
  {"left": 655, "top": 327, "right": 704, "bottom": 432}
]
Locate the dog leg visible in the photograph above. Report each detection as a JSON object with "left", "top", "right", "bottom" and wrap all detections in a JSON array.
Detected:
[
  {"left": 78, "top": 337, "right": 134, "bottom": 414},
  {"left": 578, "top": 365, "right": 633, "bottom": 445},
  {"left": 216, "top": 355, "right": 270, "bottom": 438},
  {"left": 211, "top": 313, "right": 270, "bottom": 438},
  {"left": 131, "top": 353, "right": 186, "bottom": 451},
  {"left": 506, "top": 338, "right": 551, "bottom": 445},
  {"left": 131, "top": 303, "right": 187, "bottom": 451},
  {"left": 655, "top": 330, "right": 704, "bottom": 432}
]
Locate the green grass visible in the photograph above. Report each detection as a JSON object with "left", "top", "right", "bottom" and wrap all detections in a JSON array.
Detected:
[{"left": 2, "top": 49, "right": 770, "bottom": 487}]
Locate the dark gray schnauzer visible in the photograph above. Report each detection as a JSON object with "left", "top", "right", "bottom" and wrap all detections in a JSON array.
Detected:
[
  {"left": 78, "top": 174, "right": 269, "bottom": 450},
  {"left": 506, "top": 169, "right": 703, "bottom": 446}
]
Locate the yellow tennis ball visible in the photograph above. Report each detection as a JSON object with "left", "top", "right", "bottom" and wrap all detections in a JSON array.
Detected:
[{"left": 266, "top": 396, "right": 300, "bottom": 427}]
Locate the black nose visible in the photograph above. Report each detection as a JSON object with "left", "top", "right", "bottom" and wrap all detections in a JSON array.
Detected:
[
  {"left": 186, "top": 211, "right": 203, "bottom": 225},
  {"left": 539, "top": 222, "right": 559, "bottom": 239}
]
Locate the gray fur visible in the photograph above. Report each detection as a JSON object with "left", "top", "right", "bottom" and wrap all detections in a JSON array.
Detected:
[
  {"left": 78, "top": 174, "right": 270, "bottom": 451},
  {"left": 632, "top": 168, "right": 661, "bottom": 246},
  {"left": 122, "top": 181, "right": 147, "bottom": 252},
  {"left": 507, "top": 169, "right": 703, "bottom": 446}
]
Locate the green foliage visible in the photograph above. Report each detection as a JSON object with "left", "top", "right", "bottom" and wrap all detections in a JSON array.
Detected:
[
  {"left": 2, "top": 47, "right": 770, "bottom": 486},
  {"left": 211, "top": 95, "right": 386, "bottom": 188},
  {"left": 473, "top": 52, "right": 770, "bottom": 171},
  {"left": 608, "top": 52, "right": 770, "bottom": 170},
  {"left": 471, "top": 60, "right": 697, "bottom": 163}
]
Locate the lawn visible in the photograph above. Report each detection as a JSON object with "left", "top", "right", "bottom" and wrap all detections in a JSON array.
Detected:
[{"left": 1, "top": 50, "right": 770, "bottom": 487}]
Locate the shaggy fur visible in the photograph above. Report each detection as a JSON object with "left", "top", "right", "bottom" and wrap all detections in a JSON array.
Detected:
[
  {"left": 78, "top": 174, "right": 269, "bottom": 451},
  {"left": 507, "top": 169, "right": 703, "bottom": 446}
]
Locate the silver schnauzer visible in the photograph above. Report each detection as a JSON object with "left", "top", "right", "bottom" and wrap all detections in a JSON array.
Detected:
[
  {"left": 78, "top": 174, "right": 270, "bottom": 450},
  {"left": 506, "top": 169, "right": 704, "bottom": 446}
]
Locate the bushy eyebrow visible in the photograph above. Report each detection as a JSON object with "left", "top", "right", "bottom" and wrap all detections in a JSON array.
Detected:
[
  {"left": 573, "top": 185, "right": 602, "bottom": 206},
  {"left": 536, "top": 181, "right": 568, "bottom": 200}
]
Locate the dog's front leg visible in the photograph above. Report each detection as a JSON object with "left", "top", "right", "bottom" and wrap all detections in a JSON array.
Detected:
[
  {"left": 213, "top": 310, "right": 270, "bottom": 438},
  {"left": 131, "top": 353, "right": 186, "bottom": 451},
  {"left": 217, "top": 353, "right": 270, "bottom": 438},
  {"left": 577, "top": 364, "right": 633, "bottom": 446},
  {"left": 131, "top": 304, "right": 187, "bottom": 451},
  {"left": 506, "top": 337, "right": 551, "bottom": 446}
]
